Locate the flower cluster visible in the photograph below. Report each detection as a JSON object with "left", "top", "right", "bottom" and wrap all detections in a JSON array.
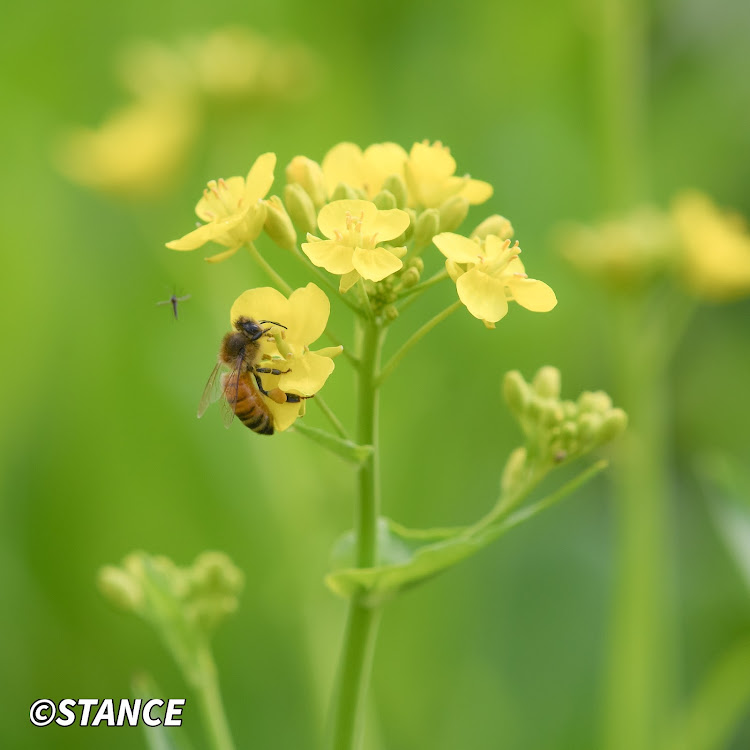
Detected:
[
  {"left": 559, "top": 192, "right": 750, "bottom": 301},
  {"left": 228, "top": 283, "right": 342, "bottom": 431},
  {"left": 502, "top": 367, "right": 627, "bottom": 488}
]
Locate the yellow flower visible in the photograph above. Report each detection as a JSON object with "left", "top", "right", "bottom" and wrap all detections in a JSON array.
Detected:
[
  {"left": 229, "top": 283, "right": 341, "bottom": 431},
  {"left": 404, "top": 141, "right": 493, "bottom": 208},
  {"left": 434, "top": 232, "right": 557, "bottom": 327},
  {"left": 302, "top": 200, "right": 410, "bottom": 292},
  {"left": 557, "top": 208, "right": 676, "bottom": 290},
  {"left": 166, "top": 152, "right": 276, "bottom": 262},
  {"left": 56, "top": 98, "right": 198, "bottom": 197},
  {"left": 672, "top": 191, "right": 750, "bottom": 301},
  {"left": 321, "top": 142, "right": 408, "bottom": 199}
]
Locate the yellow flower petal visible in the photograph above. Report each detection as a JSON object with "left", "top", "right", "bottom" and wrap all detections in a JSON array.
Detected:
[
  {"left": 266, "top": 400, "right": 303, "bottom": 432},
  {"left": 243, "top": 152, "right": 276, "bottom": 203},
  {"left": 205, "top": 245, "right": 241, "bottom": 263},
  {"left": 317, "top": 200, "right": 377, "bottom": 240},
  {"left": 279, "top": 352, "right": 335, "bottom": 394},
  {"left": 362, "top": 142, "right": 408, "bottom": 196},
  {"left": 321, "top": 142, "right": 365, "bottom": 196},
  {"left": 460, "top": 179, "right": 493, "bottom": 205},
  {"left": 166, "top": 213, "right": 246, "bottom": 250},
  {"left": 352, "top": 247, "right": 403, "bottom": 282},
  {"left": 433, "top": 232, "right": 483, "bottom": 263},
  {"left": 456, "top": 267, "right": 509, "bottom": 323},
  {"left": 301, "top": 239, "right": 355, "bottom": 274},
  {"left": 195, "top": 176, "right": 245, "bottom": 221},
  {"left": 370, "top": 208, "right": 410, "bottom": 242},
  {"left": 230, "top": 286, "right": 291, "bottom": 328},
  {"left": 285, "top": 283, "right": 330, "bottom": 348},
  {"left": 507, "top": 278, "right": 558, "bottom": 312}
]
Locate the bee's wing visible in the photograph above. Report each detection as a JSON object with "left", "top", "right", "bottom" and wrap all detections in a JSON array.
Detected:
[
  {"left": 198, "top": 361, "right": 228, "bottom": 419},
  {"left": 220, "top": 361, "right": 242, "bottom": 429}
]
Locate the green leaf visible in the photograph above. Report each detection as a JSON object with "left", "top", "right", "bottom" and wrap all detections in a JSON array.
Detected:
[
  {"left": 326, "top": 461, "right": 607, "bottom": 606},
  {"left": 292, "top": 422, "right": 373, "bottom": 465}
]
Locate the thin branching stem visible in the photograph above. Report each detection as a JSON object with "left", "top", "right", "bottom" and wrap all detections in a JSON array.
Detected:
[
  {"left": 378, "top": 300, "right": 461, "bottom": 386},
  {"left": 246, "top": 243, "right": 293, "bottom": 295}
]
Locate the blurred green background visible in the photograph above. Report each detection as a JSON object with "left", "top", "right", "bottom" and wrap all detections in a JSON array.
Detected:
[{"left": 2, "top": 0, "right": 750, "bottom": 748}]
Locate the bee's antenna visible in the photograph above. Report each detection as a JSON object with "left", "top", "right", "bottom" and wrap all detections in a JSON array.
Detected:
[{"left": 257, "top": 320, "right": 287, "bottom": 329}]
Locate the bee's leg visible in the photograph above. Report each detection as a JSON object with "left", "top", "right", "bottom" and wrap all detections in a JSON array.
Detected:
[
  {"left": 252, "top": 372, "right": 313, "bottom": 404},
  {"left": 253, "top": 365, "right": 290, "bottom": 376}
]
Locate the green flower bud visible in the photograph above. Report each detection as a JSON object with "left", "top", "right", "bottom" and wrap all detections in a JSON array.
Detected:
[
  {"left": 471, "top": 214, "right": 514, "bottom": 241},
  {"left": 285, "top": 155, "right": 327, "bottom": 207},
  {"left": 503, "top": 370, "right": 531, "bottom": 417},
  {"left": 331, "top": 182, "right": 360, "bottom": 201},
  {"left": 284, "top": 183, "right": 317, "bottom": 235},
  {"left": 373, "top": 189, "right": 397, "bottom": 211},
  {"left": 190, "top": 552, "right": 244, "bottom": 597},
  {"left": 599, "top": 408, "right": 628, "bottom": 443},
  {"left": 382, "top": 173, "right": 408, "bottom": 208},
  {"left": 439, "top": 195, "right": 470, "bottom": 233},
  {"left": 532, "top": 366, "right": 561, "bottom": 399},
  {"left": 263, "top": 196, "right": 297, "bottom": 251},
  {"left": 384, "top": 304, "right": 399, "bottom": 321},
  {"left": 540, "top": 402, "right": 564, "bottom": 428},
  {"left": 577, "top": 412, "right": 603, "bottom": 443},
  {"left": 414, "top": 208, "right": 441, "bottom": 248},
  {"left": 98, "top": 566, "right": 143, "bottom": 613},
  {"left": 403, "top": 208, "right": 417, "bottom": 242},
  {"left": 399, "top": 266, "right": 421, "bottom": 288},
  {"left": 407, "top": 257, "right": 425, "bottom": 273},
  {"left": 578, "top": 391, "right": 613, "bottom": 414}
]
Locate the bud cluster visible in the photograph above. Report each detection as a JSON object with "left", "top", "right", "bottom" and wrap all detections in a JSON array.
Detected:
[
  {"left": 99, "top": 551, "right": 244, "bottom": 636},
  {"left": 502, "top": 367, "right": 627, "bottom": 486}
]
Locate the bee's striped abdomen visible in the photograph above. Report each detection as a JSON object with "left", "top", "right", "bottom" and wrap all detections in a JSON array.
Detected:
[{"left": 233, "top": 380, "right": 274, "bottom": 435}]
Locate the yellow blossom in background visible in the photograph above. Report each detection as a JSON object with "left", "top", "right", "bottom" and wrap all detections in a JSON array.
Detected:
[
  {"left": 321, "top": 142, "right": 408, "bottom": 199},
  {"left": 115, "top": 39, "right": 194, "bottom": 100},
  {"left": 434, "top": 232, "right": 557, "bottom": 327},
  {"left": 302, "top": 200, "right": 410, "bottom": 292},
  {"left": 56, "top": 98, "right": 198, "bottom": 197},
  {"left": 229, "top": 284, "right": 341, "bottom": 431},
  {"left": 166, "top": 153, "right": 276, "bottom": 262},
  {"left": 672, "top": 191, "right": 750, "bottom": 302},
  {"left": 557, "top": 208, "right": 676, "bottom": 290},
  {"left": 404, "top": 141, "right": 493, "bottom": 208}
]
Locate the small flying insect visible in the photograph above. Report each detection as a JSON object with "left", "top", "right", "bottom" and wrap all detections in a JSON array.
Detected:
[
  {"left": 198, "top": 317, "right": 311, "bottom": 435},
  {"left": 157, "top": 292, "right": 191, "bottom": 320}
]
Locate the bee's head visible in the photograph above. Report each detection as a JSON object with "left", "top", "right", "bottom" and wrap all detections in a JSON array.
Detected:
[{"left": 233, "top": 317, "right": 287, "bottom": 341}]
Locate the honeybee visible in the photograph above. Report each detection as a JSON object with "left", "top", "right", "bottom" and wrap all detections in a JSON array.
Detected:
[{"left": 198, "top": 317, "right": 309, "bottom": 435}]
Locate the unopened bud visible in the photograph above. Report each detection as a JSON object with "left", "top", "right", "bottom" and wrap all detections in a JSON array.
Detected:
[
  {"left": 98, "top": 567, "right": 143, "bottom": 613},
  {"left": 599, "top": 408, "right": 628, "bottom": 443},
  {"left": 503, "top": 370, "right": 530, "bottom": 416},
  {"left": 532, "top": 366, "right": 561, "bottom": 399},
  {"left": 414, "top": 208, "right": 441, "bottom": 248},
  {"left": 285, "top": 156, "right": 327, "bottom": 207},
  {"left": 331, "top": 182, "right": 360, "bottom": 201},
  {"left": 190, "top": 552, "right": 244, "bottom": 597},
  {"left": 382, "top": 173, "right": 408, "bottom": 208},
  {"left": 400, "top": 266, "right": 421, "bottom": 288},
  {"left": 540, "top": 402, "right": 564, "bottom": 428},
  {"left": 373, "top": 189, "right": 397, "bottom": 211},
  {"left": 577, "top": 412, "right": 603, "bottom": 443},
  {"left": 472, "top": 214, "right": 514, "bottom": 241},
  {"left": 407, "top": 257, "right": 424, "bottom": 273},
  {"left": 264, "top": 196, "right": 297, "bottom": 251},
  {"left": 284, "top": 183, "right": 317, "bottom": 235},
  {"left": 384, "top": 304, "right": 399, "bottom": 321},
  {"left": 403, "top": 208, "right": 417, "bottom": 242},
  {"left": 578, "top": 391, "right": 613, "bottom": 414},
  {"left": 439, "top": 195, "right": 470, "bottom": 233}
]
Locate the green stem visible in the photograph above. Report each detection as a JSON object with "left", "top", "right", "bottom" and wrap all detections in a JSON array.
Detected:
[
  {"left": 314, "top": 395, "right": 351, "bottom": 441},
  {"left": 357, "top": 279, "right": 375, "bottom": 322},
  {"left": 378, "top": 300, "right": 461, "bottom": 385},
  {"left": 397, "top": 268, "right": 449, "bottom": 303},
  {"left": 194, "top": 645, "right": 235, "bottom": 750},
  {"left": 327, "top": 318, "right": 385, "bottom": 750},
  {"left": 604, "top": 299, "right": 673, "bottom": 750},
  {"left": 246, "top": 243, "right": 293, "bottom": 295}
]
